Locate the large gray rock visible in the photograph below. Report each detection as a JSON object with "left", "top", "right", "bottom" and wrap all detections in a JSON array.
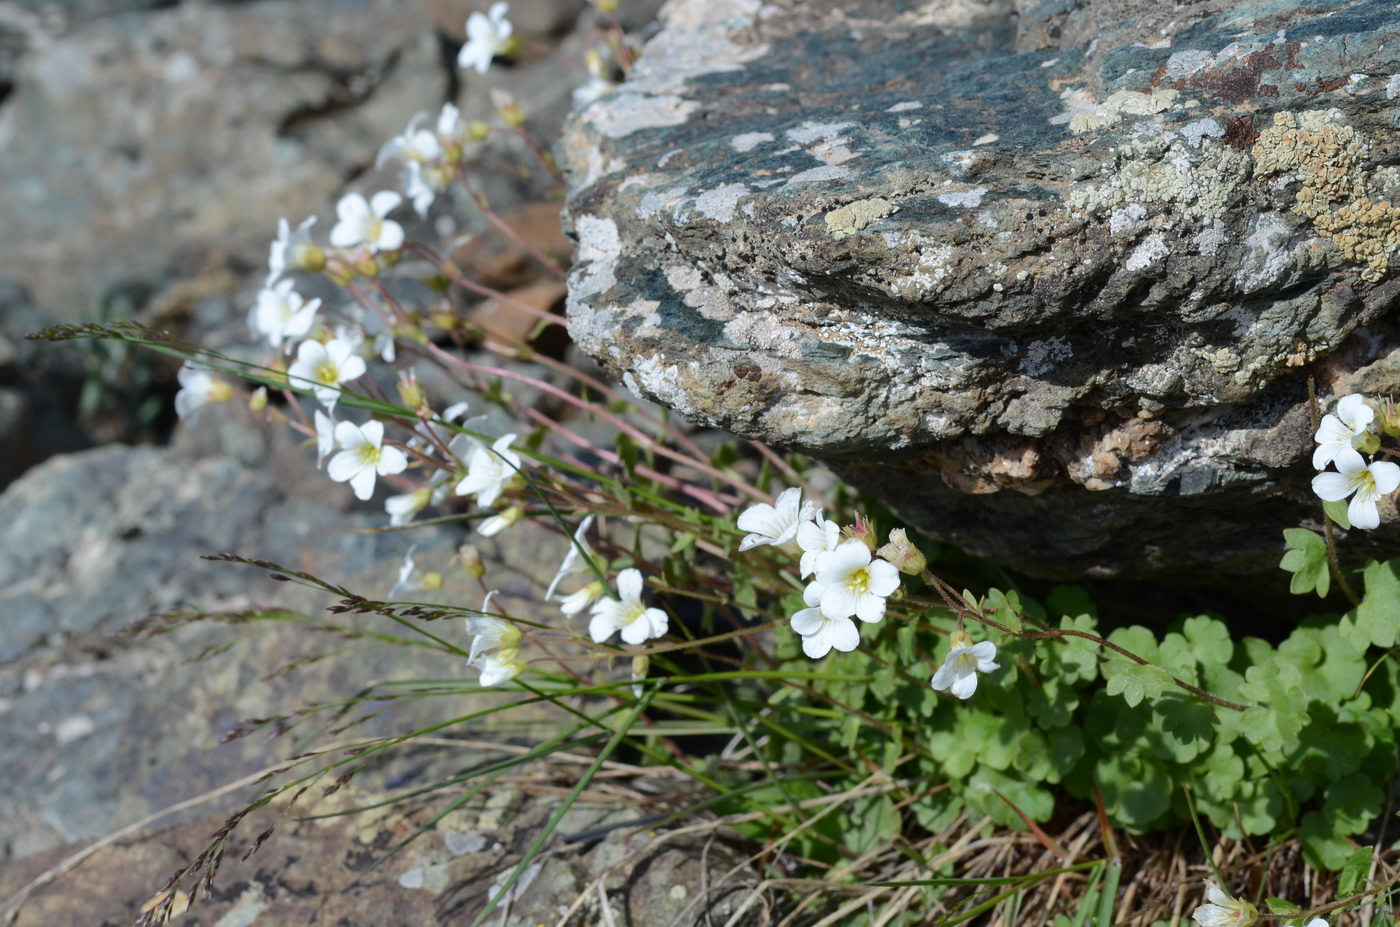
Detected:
[{"left": 560, "top": 0, "right": 1400, "bottom": 580}]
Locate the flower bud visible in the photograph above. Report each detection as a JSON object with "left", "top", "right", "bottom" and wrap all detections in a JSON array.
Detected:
[
  {"left": 876, "top": 527, "right": 926, "bottom": 576},
  {"left": 1356, "top": 430, "right": 1383, "bottom": 455},
  {"left": 355, "top": 252, "right": 379, "bottom": 278},
  {"left": 459, "top": 545, "right": 485, "bottom": 580},
  {"left": 207, "top": 380, "right": 235, "bottom": 404},
  {"left": 491, "top": 90, "right": 525, "bottom": 128},
  {"left": 630, "top": 653, "right": 648, "bottom": 697},
  {"left": 397, "top": 370, "right": 426, "bottom": 411},
  {"left": 248, "top": 386, "right": 269, "bottom": 413},
  {"left": 1380, "top": 398, "right": 1400, "bottom": 438},
  {"left": 841, "top": 513, "right": 877, "bottom": 552},
  {"left": 430, "top": 311, "right": 459, "bottom": 331},
  {"left": 584, "top": 47, "right": 608, "bottom": 80},
  {"left": 559, "top": 580, "right": 605, "bottom": 616},
  {"left": 293, "top": 242, "right": 327, "bottom": 274},
  {"left": 595, "top": 0, "right": 618, "bottom": 13},
  {"left": 478, "top": 505, "right": 523, "bottom": 537},
  {"left": 499, "top": 35, "right": 523, "bottom": 57},
  {"left": 421, "top": 571, "right": 444, "bottom": 591},
  {"left": 466, "top": 120, "right": 490, "bottom": 142}
]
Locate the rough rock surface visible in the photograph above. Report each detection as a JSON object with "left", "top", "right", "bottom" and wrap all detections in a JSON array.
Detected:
[{"left": 561, "top": 0, "right": 1400, "bottom": 579}]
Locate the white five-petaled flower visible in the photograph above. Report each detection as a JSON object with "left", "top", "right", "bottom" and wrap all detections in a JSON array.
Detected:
[
  {"left": 455, "top": 433, "right": 523, "bottom": 507},
  {"left": 790, "top": 581, "right": 859, "bottom": 659},
  {"left": 471, "top": 650, "right": 526, "bottom": 686},
  {"left": 327, "top": 420, "right": 408, "bottom": 501},
  {"left": 314, "top": 410, "right": 336, "bottom": 468},
  {"left": 1312, "top": 446, "right": 1400, "bottom": 530},
  {"left": 266, "top": 216, "right": 320, "bottom": 285},
  {"left": 559, "top": 580, "right": 604, "bottom": 617},
  {"left": 287, "top": 337, "right": 367, "bottom": 410},
  {"left": 589, "top": 568, "right": 668, "bottom": 645},
  {"left": 376, "top": 113, "right": 442, "bottom": 168},
  {"left": 329, "top": 191, "right": 405, "bottom": 253},
  {"left": 796, "top": 513, "right": 841, "bottom": 578},
  {"left": 466, "top": 602, "right": 522, "bottom": 663},
  {"left": 812, "top": 539, "right": 900, "bottom": 622},
  {"left": 546, "top": 515, "right": 598, "bottom": 599},
  {"left": 251, "top": 279, "right": 320, "bottom": 350},
  {"left": 174, "top": 361, "right": 234, "bottom": 420},
  {"left": 458, "top": 2, "right": 513, "bottom": 74},
  {"left": 930, "top": 631, "right": 1000, "bottom": 700},
  {"left": 403, "top": 159, "right": 454, "bottom": 218},
  {"left": 1314, "top": 393, "right": 1376, "bottom": 470},
  {"left": 1190, "top": 880, "right": 1258, "bottom": 927},
  {"left": 385, "top": 486, "right": 433, "bottom": 527},
  {"left": 737, "top": 487, "right": 818, "bottom": 552}
]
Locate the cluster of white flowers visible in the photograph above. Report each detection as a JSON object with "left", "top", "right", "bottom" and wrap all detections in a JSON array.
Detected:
[
  {"left": 737, "top": 489, "right": 1001, "bottom": 699},
  {"left": 1311, "top": 393, "right": 1399, "bottom": 530},
  {"left": 466, "top": 591, "right": 526, "bottom": 685},
  {"left": 377, "top": 103, "right": 485, "bottom": 218}
]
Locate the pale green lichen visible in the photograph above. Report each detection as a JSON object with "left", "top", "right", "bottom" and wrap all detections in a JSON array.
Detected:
[
  {"left": 825, "top": 197, "right": 897, "bottom": 239},
  {"left": 1067, "top": 138, "right": 1250, "bottom": 226},
  {"left": 1068, "top": 89, "right": 1180, "bottom": 134},
  {"left": 1251, "top": 109, "right": 1400, "bottom": 283}
]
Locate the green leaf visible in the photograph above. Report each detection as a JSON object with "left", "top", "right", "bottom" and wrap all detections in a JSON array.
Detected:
[
  {"left": 1280, "top": 528, "right": 1330, "bottom": 598},
  {"left": 1103, "top": 660, "right": 1170, "bottom": 708},
  {"left": 1324, "top": 497, "right": 1352, "bottom": 530},
  {"left": 1265, "top": 898, "right": 1302, "bottom": 915},
  {"left": 1356, "top": 559, "right": 1400, "bottom": 649},
  {"left": 1237, "top": 661, "right": 1308, "bottom": 753},
  {"left": 1338, "top": 844, "right": 1374, "bottom": 898},
  {"left": 848, "top": 794, "right": 901, "bottom": 855},
  {"left": 1300, "top": 810, "right": 1356, "bottom": 870},
  {"left": 982, "top": 588, "right": 1023, "bottom": 633},
  {"left": 1323, "top": 771, "right": 1383, "bottom": 835},
  {"left": 1150, "top": 694, "right": 1216, "bottom": 763},
  {"left": 964, "top": 766, "right": 1054, "bottom": 828},
  {"left": 1045, "top": 613, "right": 1099, "bottom": 685}
]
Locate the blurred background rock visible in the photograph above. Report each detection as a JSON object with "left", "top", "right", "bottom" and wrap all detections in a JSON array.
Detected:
[{"left": 0, "top": 2, "right": 687, "bottom": 923}]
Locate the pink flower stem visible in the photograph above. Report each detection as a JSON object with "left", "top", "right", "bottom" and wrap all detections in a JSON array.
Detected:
[
  {"left": 454, "top": 166, "right": 567, "bottom": 279},
  {"left": 426, "top": 343, "right": 765, "bottom": 503},
  {"left": 402, "top": 242, "right": 563, "bottom": 326}
]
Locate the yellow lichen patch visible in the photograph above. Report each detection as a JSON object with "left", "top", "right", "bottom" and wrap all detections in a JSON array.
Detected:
[
  {"left": 825, "top": 197, "right": 897, "bottom": 239},
  {"left": 1251, "top": 109, "right": 1398, "bottom": 282}
]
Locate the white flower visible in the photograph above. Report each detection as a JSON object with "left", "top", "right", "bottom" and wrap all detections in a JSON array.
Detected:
[
  {"left": 796, "top": 514, "right": 840, "bottom": 578},
  {"left": 812, "top": 539, "right": 900, "bottom": 622},
  {"left": 376, "top": 113, "right": 441, "bottom": 168},
  {"left": 287, "top": 337, "right": 367, "bottom": 410},
  {"left": 266, "top": 216, "right": 320, "bottom": 285},
  {"left": 1312, "top": 446, "right": 1400, "bottom": 530},
  {"left": 559, "top": 580, "right": 604, "bottom": 617},
  {"left": 589, "top": 569, "right": 668, "bottom": 645},
  {"left": 458, "top": 2, "right": 513, "bottom": 74},
  {"left": 1314, "top": 393, "right": 1376, "bottom": 470},
  {"left": 471, "top": 650, "right": 526, "bottom": 686},
  {"left": 930, "top": 631, "right": 1000, "bottom": 700},
  {"left": 1190, "top": 881, "right": 1258, "bottom": 927},
  {"left": 385, "top": 486, "right": 433, "bottom": 526},
  {"left": 1302, "top": 920, "right": 1328, "bottom": 927},
  {"left": 327, "top": 420, "right": 408, "bottom": 501},
  {"left": 737, "top": 487, "right": 818, "bottom": 552},
  {"left": 389, "top": 547, "right": 418, "bottom": 596},
  {"left": 478, "top": 505, "right": 523, "bottom": 537},
  {"left": 466, "top": 605, "right": 521, "bottom": 664},
  {"left": 251, "top": 279, "right": 320, "bottom": 350},
  {"left": 174, "top": 361, "right": 233, "bottom": 420},
  {"left": 314, "top": 410, "right": 336, "bottom": 468},
  {"left": 455, "top": 433, "right": 523, "bottom": 507},
  {"left": 789, "top": 581, "right": 859, "bottom": 659},
  {"left": 402, "top": 159, "right": 453, "bottom": 218},
  {"left": 572, "top": 77, "right": 615, "bottom": 109},
  {"left": 329, "top": 191, "right": 404, "bottom": 253},
  {"left": 545, "top": 515, "right": 597, "bottom": 599}
]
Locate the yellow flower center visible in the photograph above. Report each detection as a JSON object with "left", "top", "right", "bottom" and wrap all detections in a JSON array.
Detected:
[
  {"left": 314, "top": 361, "right": 340, "bottom": 386},
  {"left": 356, "top": 443, "right": 382, "bottom": 467},
  {"left": 846, "top": 566, "right": 871, "bottom": 595}
]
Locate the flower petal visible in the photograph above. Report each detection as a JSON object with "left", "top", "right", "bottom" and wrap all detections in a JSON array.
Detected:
[
  {"left": 377, "top": 445, "right": 408, "bottom": 475},
  {"left": 1312, "top": 471, "right": 1353, "bottom": 502},
  {"left": 617, "top": 568, "right": 643, "bottom": 604},
  {"left": 1349, "top": 494, "right": 1380, "bottom": 530},
  {"left": 1372, "top": 460, "right": 1400, "bottom": 494},
  {"left": 349, "top": 466, "right": 377, "bottom": 501}
]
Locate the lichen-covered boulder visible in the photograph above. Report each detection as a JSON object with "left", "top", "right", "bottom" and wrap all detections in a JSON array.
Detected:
[{"left": 560, "top": 0, "right": 1400, "bottom": 580}]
